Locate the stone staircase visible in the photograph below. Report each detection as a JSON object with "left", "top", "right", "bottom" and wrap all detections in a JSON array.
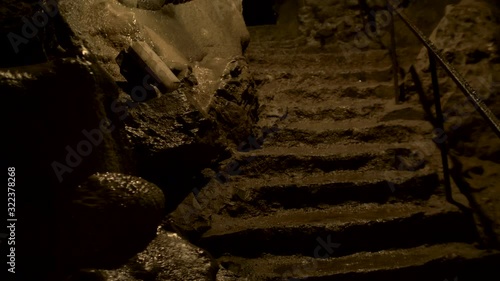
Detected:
[{"left": 197, "top": 28, "right": 500, "bottom": 280}]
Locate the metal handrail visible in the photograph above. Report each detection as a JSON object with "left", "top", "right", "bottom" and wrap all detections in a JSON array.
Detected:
[
  {"left": 386, "top": 1, "right": 500, "bottom": 202},
  {"left": 388, "top": 2, "right": 500, "bottom": 137}
]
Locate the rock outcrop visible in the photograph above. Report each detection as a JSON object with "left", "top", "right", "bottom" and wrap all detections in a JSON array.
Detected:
[
  {"left": 408, "top": 0, "right": 500, "bottom": 245},
  {"left": 0, "top": 0, "right": 255, "bottom": 280},
  {"left": 411, "top": 0, "right": 500, "bottom": 162}
]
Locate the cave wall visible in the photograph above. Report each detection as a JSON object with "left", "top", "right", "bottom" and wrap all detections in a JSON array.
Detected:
[
  {"left": 409, "top": 0, "right": 500, "bottom": 244},
  {"left": 1, "top": 0, "right": 254, "bottom": 192},
  {"left": 0, "top": 0, "right": 255, "bottom": 279},
  {"left": 1, "top": 0, "right": 255, "bottom": 207},
  {"left": 411, "top": 0, "right": 500, "bottom": 162}
]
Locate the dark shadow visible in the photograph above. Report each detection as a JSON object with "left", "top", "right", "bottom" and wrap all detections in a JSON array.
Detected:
[
  {"left": 242, "top": 0, "right": 278, "bottom": 26},
  {"left": 449, "top": 154, "right": 500, "bottom": 248}
]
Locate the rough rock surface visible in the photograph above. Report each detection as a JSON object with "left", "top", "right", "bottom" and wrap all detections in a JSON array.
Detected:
[
  {"left": 56, "top": 0, "right": 258, "bottom": 209},
  {"left": 167, "top": 176, "right": 236, "bottom": 239},
  {"left": 123, "top": 83, "right": 226, "bottom": 211},
  {"left": 0, "top": 0, "right": 65, "bottom": 67},
  {"left": 1, "top": 1, "right": 255, "bottom": 280},
  {"left": 411, "top": 0, "right": 500, "bottom": 155},
  {"left": 58, "top": 0, "right": 250, "bottom": 99},
  {"left": 297, "top": 0, "right": 369, "bottom": 47},
  {"left": 209, "top": 57, "right": 259, "bottom": 146},
  {"left": 59, "top": 172, "right": 166, "bottom": 270},
  {"left": 1, "top": 55, "right": 134, "bottom": 280},
  {"left": 409, "top": 0, "right": 500, "bottom": 242},
  {"left": 288, "top": 0, "right": 459, "bottom": 69}
]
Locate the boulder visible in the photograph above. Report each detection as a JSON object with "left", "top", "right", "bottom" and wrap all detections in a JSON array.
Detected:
[
  {"left": 409, "top": 0, "right": 500, "bottom": 163},
  {"left": 59, "top": 172, "right": 165, "bottom": 270}
]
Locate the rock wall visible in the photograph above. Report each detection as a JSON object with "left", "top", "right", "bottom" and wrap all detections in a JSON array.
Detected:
[
  {"left": 58, "top": 0, "right": 250, "bottom": 109},
  {"left": 1, "top": 0, "right": 256, "bottom": 279},
  {"left": 297, "top": 0, "right": 368, "bottom": 47},
  {"left": 272, "top": 0, "right": 457, "bottom": 58},
  {"left": 408, "top": 0, "right": 500, "bottom": 245},
  {"left": 411, "top": 0, "right": 500, "bottom": 161}
]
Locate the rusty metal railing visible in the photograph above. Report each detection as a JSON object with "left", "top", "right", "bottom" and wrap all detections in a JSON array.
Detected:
[{"left": 387, "top": 1, "right": 500, "bottom": 202}]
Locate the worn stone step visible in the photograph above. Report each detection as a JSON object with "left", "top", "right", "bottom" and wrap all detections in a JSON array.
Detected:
[
  {"left": 248, "top": 49, "right": 392, "bottom": 68},
  {"left": 259, "top": 82, "right": 395, "bottom": 101},
  {"left": 247, "top": 40, "right": 388, "bottom": 55},
  {"left": 247, "top": 26, "right": 306, "bottom": 46},
  {"left": 252, "top": 65, "right": 394, "bottom": 85},
  {"left": 259, "top": 97, "right": 426, "bottom": 122},
  {"left": 232, "top": 142, "right": 431, "bottom": 176},
  {"left": 199, "top": 197, "right": 477, "bottom": 258},
  {"left": 275, "top": 98, "right": 387, "bottom": 121},
  {"left": 217, "top": 243, "right": 500, "bottom": 281},
  {"left": 267, "top": 119, "right": 433, "bottom": 146},
  {"left": 286, "top": 103, "right": 425, "bottom": 122},
  {"left": 249, "top": 56, "right": 390, "bottom": 72},
  {"left": 219, "top": 168, "right": 439, "bottom": 213}
]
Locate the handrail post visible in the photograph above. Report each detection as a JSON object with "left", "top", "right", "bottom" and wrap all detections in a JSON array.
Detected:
[{"left": 428, "top": 51, "right": 453, "bottom": 202}]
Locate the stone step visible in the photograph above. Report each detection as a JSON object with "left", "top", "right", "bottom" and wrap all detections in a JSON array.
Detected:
[
  {"left": 259, "top": 97, "right": 426, "bottom": 122},
  {"left": 199, "top": 197, "right": 477, "bottom": 258},
  {"left": 259, "top": 82, "right": 395, "bottom": 101},
  {"left": 246, "top": 40, "right": 388, "bottom": 55},
  {"left": 220, "top": 168, "right": 439, "bottom": 212},
  {"left": 267, "top": 119, "right": 434, "bottom": 146},
  {"left": 246, "top": 26, "right": 306, "bottom": 46},
  {"left": 253, "top": 65, "right": 394, "bottom": 85},
  {"left": 274, "top": 98, "right": 387, "bottom": 121},
  {"left": 217, "top": 243, "right": 500, "bottom": 281},
  {"left": 246, "top": 40, "right": 306, "bottom": 50},
  {"left": 232, "top": 142, "right": 432, "bottom": 176},
  {"left": 248, "top": 49, "right": 392, "bottom": 68}
]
